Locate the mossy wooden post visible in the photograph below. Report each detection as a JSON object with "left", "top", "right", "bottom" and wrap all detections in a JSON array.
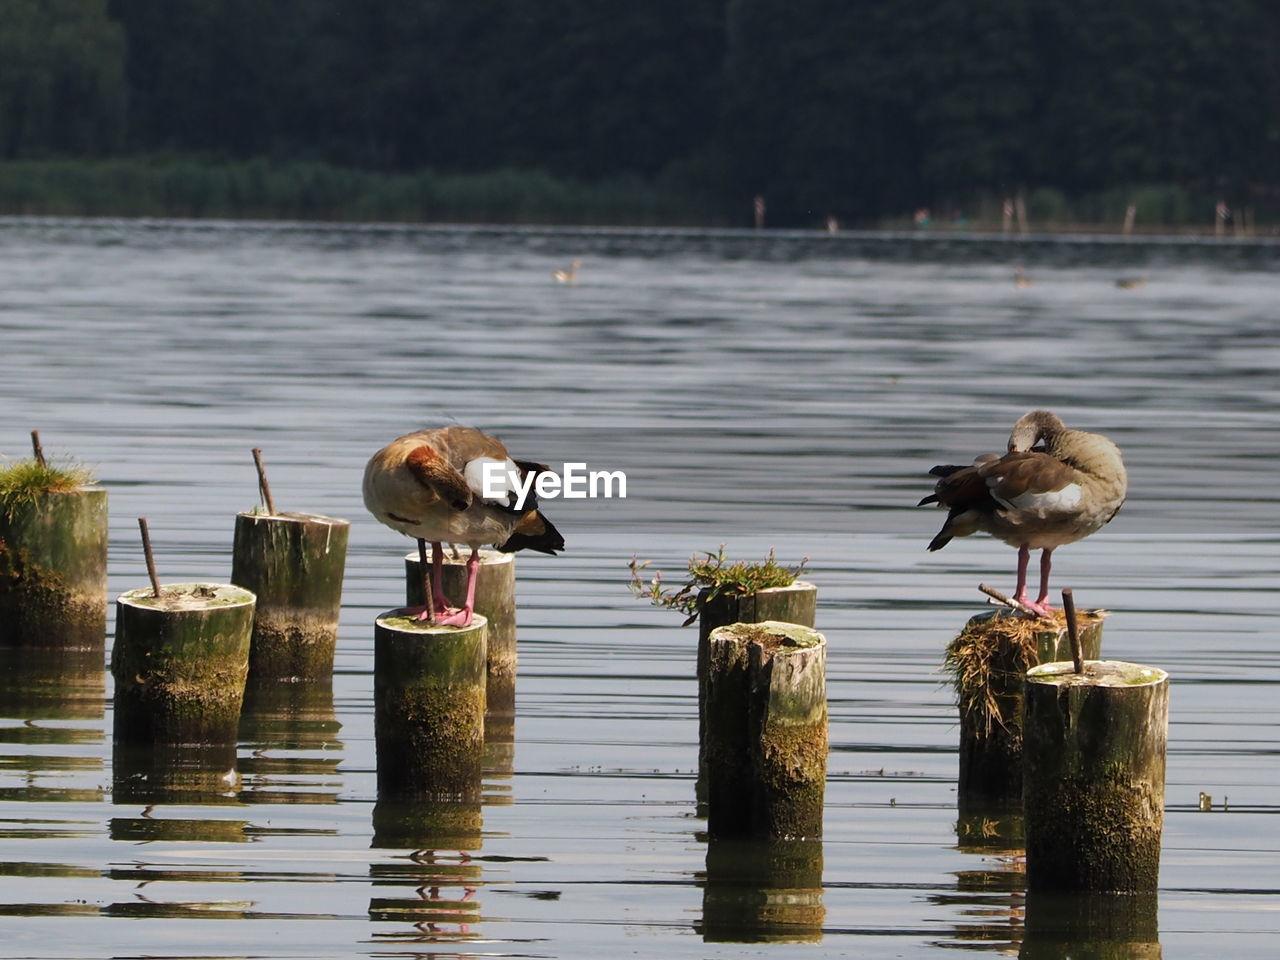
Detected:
[
  {"left": 704, "top": 621, "right": 827, "bottom": 840},
  {"left": 111, "top": 583, "right": 255, "bottom": 746},
  {"left": 405, "top": 548, "right": 516, "bottom": 716},
  {"left": 1023, "top": 660, "right": 1168, "bottom": 893},
  {"left": 951, "top": 608, "right": 1105, "bottom": 809},
  {"left": 231, "top": 511, "right": 349, "bottom": 683},
  {"left": 698, "top": 581, "right": 816, "bottom": 785},
  {"left": 699, "top": 838, "right": 824, "bottom": 943},
  {"left": 374, "top": 609, "right": 487, "bottom": 802},
  {"left": 0, "top": 488, "right": 107, "bottom": 649}
]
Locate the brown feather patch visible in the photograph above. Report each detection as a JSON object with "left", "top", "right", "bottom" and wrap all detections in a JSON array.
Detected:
[
  {"left": 979, "top": 452, "right": 1075, "bottom": 500},
  {"left": 404, "top": 444, "right": 472, "bottom": 510}
]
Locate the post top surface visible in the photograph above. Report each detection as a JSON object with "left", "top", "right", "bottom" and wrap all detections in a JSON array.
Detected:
[{"left": 1027, "top": 659, "right": 1168, "bottom": 687}]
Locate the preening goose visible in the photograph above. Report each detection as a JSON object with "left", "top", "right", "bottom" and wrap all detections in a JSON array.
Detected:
[
  {"left": 919, "top": 410, "right": 1127, "bottom": 617},
  {"left": 363, "top": 426, "right": 564, "bottom": 626}
]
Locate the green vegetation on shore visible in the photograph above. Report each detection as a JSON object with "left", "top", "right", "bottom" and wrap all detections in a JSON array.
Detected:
[
  {"left": 0, "top": 158, "right": 719, "bottom": 226},
  {"left": 2, "top": 1, "right": 1277, "bottom": 228},
  {"left": 0, "top": 157, "right": 1272, "bottom": 233}
]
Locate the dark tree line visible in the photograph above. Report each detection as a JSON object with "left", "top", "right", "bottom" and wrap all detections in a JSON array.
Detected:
[{"left": 2, "top": 0, "right": 1278, "bottom": 222}]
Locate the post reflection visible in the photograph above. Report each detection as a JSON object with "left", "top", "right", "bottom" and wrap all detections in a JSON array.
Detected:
[
  {"left": 1019, "top": 891, "right": 1161, "bottom": 960},
  {"left": 370, "top": 798, "right": 484, "bottom": 942},
  {"left": 698, "top": 837, "right": 824, "bottom": 943},
  {"left": 237, "top": 678, "right": 342, "bottom": 804},
  {"left": 0, "top": 645, "right": 105, "bottom": 808},
  {"left": 932, "top": 808, "right": 1026, "bottom": 952}
]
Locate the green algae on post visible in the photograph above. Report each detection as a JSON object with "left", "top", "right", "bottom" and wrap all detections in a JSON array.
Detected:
[
  {"left": 1023, "top": 660, "right": 1169, "bottom": 893},
  {"left": 0, "top": 452, "right": 107, "bottom": 649},
  {"left": 373, "top": 609, "right": 487, "bottom": 803},
  {"left": 232, "top": 510, "right": 350, "bottom": 684},
  {"left": 111, "top": 582, "right": 255, "bottom": 746},
  {"left": 945, "top": 607, "right": 1105, "bottom": 808},
  {"left": 704, "top": 620, "right": 827, "bottom": 840}
]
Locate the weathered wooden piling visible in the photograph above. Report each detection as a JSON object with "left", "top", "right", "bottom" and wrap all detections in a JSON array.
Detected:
[
  {"left": 111, "top": 582, "right": 256, "bottom": 745},
  {"left": 698, "top": 581, "right": 816, "bottom": 784},
  {"left": 232, "top": 510, "right": 349, "bottom": 683},
  {"left": 374, "top": 610, "right": 487, "bottom": 801},
  {"left": 1023, "top": 660, "right": 1168, "bottom": 893},
  {"left": 0, "top": 486, "right": 108, "bottom": 649},
  {"left": 704, "top": 620, "right": 827, "bottom": 840},
  {"left": 405, "top": 548, "right": 516, "bottom": 712},
  {"left": 946, "top": 608, "right": 1105, "bottom": 808},
  {"left": 699, "top": 838, "right": 824, "bottom": 943}
]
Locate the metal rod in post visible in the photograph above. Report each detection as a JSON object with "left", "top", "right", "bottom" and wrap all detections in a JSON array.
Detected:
[
  {"left": 30, "top": 430, "right": 46, "bottom": 468},
  {"left": 138, "top": 517, "right": 162, "bottom": 598},
  {"left": 252, "top": 448, "right": 277, "bottom": 516},
  {"left": 1062, "top": 587, "right": 1083, "bottom": 674}
]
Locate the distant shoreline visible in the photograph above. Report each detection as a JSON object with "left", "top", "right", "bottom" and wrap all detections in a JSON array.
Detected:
[{"left": 0, "top": 156, "right": 1272, "bottom": 240}]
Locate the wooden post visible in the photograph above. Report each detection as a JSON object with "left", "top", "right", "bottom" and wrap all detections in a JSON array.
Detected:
[
  {"left": 704, "top": 621, "right": 827, "bottom": 840},
  {"left": 1023, "top": 660, "right": 1168, "bottom": 893},
  {"left": 232, "top": 511, "right": 350, "bottom": 683},
  {"left": 111, "top": 583, "right": 255, "bottom": 745},
  {"left": 0, "top": 488, "right": 108, "bottom": 649},
  {"left": 947, "top": 608, "right": 1104, "bottom": 809},
  {"left": 405, "top": 548, "right": 516, "bottom": 712},
  {"left": 374, "top": 610, "right": 487, "bottom": 802},
  {"left": 697, "top": 581, "right": 816, "bottom": 789},
  {"left": 699, "top": 838, "right": 824, "bottom": 943}
]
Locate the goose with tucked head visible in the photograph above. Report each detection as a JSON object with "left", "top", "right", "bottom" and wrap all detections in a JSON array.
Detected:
[
  {"left": 919, "top": 410, "right": 1127, "bottom": 617},
  {"left": 363, "top": 426, "right": 564, "bottom": 626}
]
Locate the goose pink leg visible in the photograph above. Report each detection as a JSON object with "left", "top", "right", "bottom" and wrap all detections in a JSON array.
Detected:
[
  {"left": 1013, "top": 544, "right": 1054, "bottom": 617},
  {"left": 429, "top": 547, "right": 479, "bottom": 627}
]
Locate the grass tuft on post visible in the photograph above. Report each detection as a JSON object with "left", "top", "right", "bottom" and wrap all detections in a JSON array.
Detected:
[{"left": 0, "top": 452, "right": 106, "bottom": 649}]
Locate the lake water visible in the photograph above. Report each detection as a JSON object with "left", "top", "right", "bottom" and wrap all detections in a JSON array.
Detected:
[{"left": 0, "top": 217, "right": 1277, "bottom": 958}]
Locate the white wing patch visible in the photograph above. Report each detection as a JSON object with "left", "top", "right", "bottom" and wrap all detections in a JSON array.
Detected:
[
  {"left": 992, "top": 481, "right": 1083, "bottom": 517},
  {"left": 464, "top": 457, "right": 520, "bottom": 505}
]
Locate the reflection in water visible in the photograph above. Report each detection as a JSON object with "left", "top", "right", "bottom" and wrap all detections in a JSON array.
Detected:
[
  {"left": 238, "top": 679, "right": 343, "bottom": 805},
  {"left": 1020, "top": 892, "right": 1161, "bottom": 959},
  {"left": 933, "top": 808, "right": 1026, "bottom": 952},
  {"left": 483, "top": 681, "right": 515, "bottom": 808},
  {"left": 0, "top": 645, "right": 105, "bottom": 808},
  {"left": 370, "top": 800, "right": 484, "bottom": 943},
  {"left": 698, "top": 838, "right": 824, "bottom": 943},
  {"left": 0, "top": 646, "right": 105, "bottom": 722},
  {"left": 112, "top": 740, "right": 239, "bottom": 806}
]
